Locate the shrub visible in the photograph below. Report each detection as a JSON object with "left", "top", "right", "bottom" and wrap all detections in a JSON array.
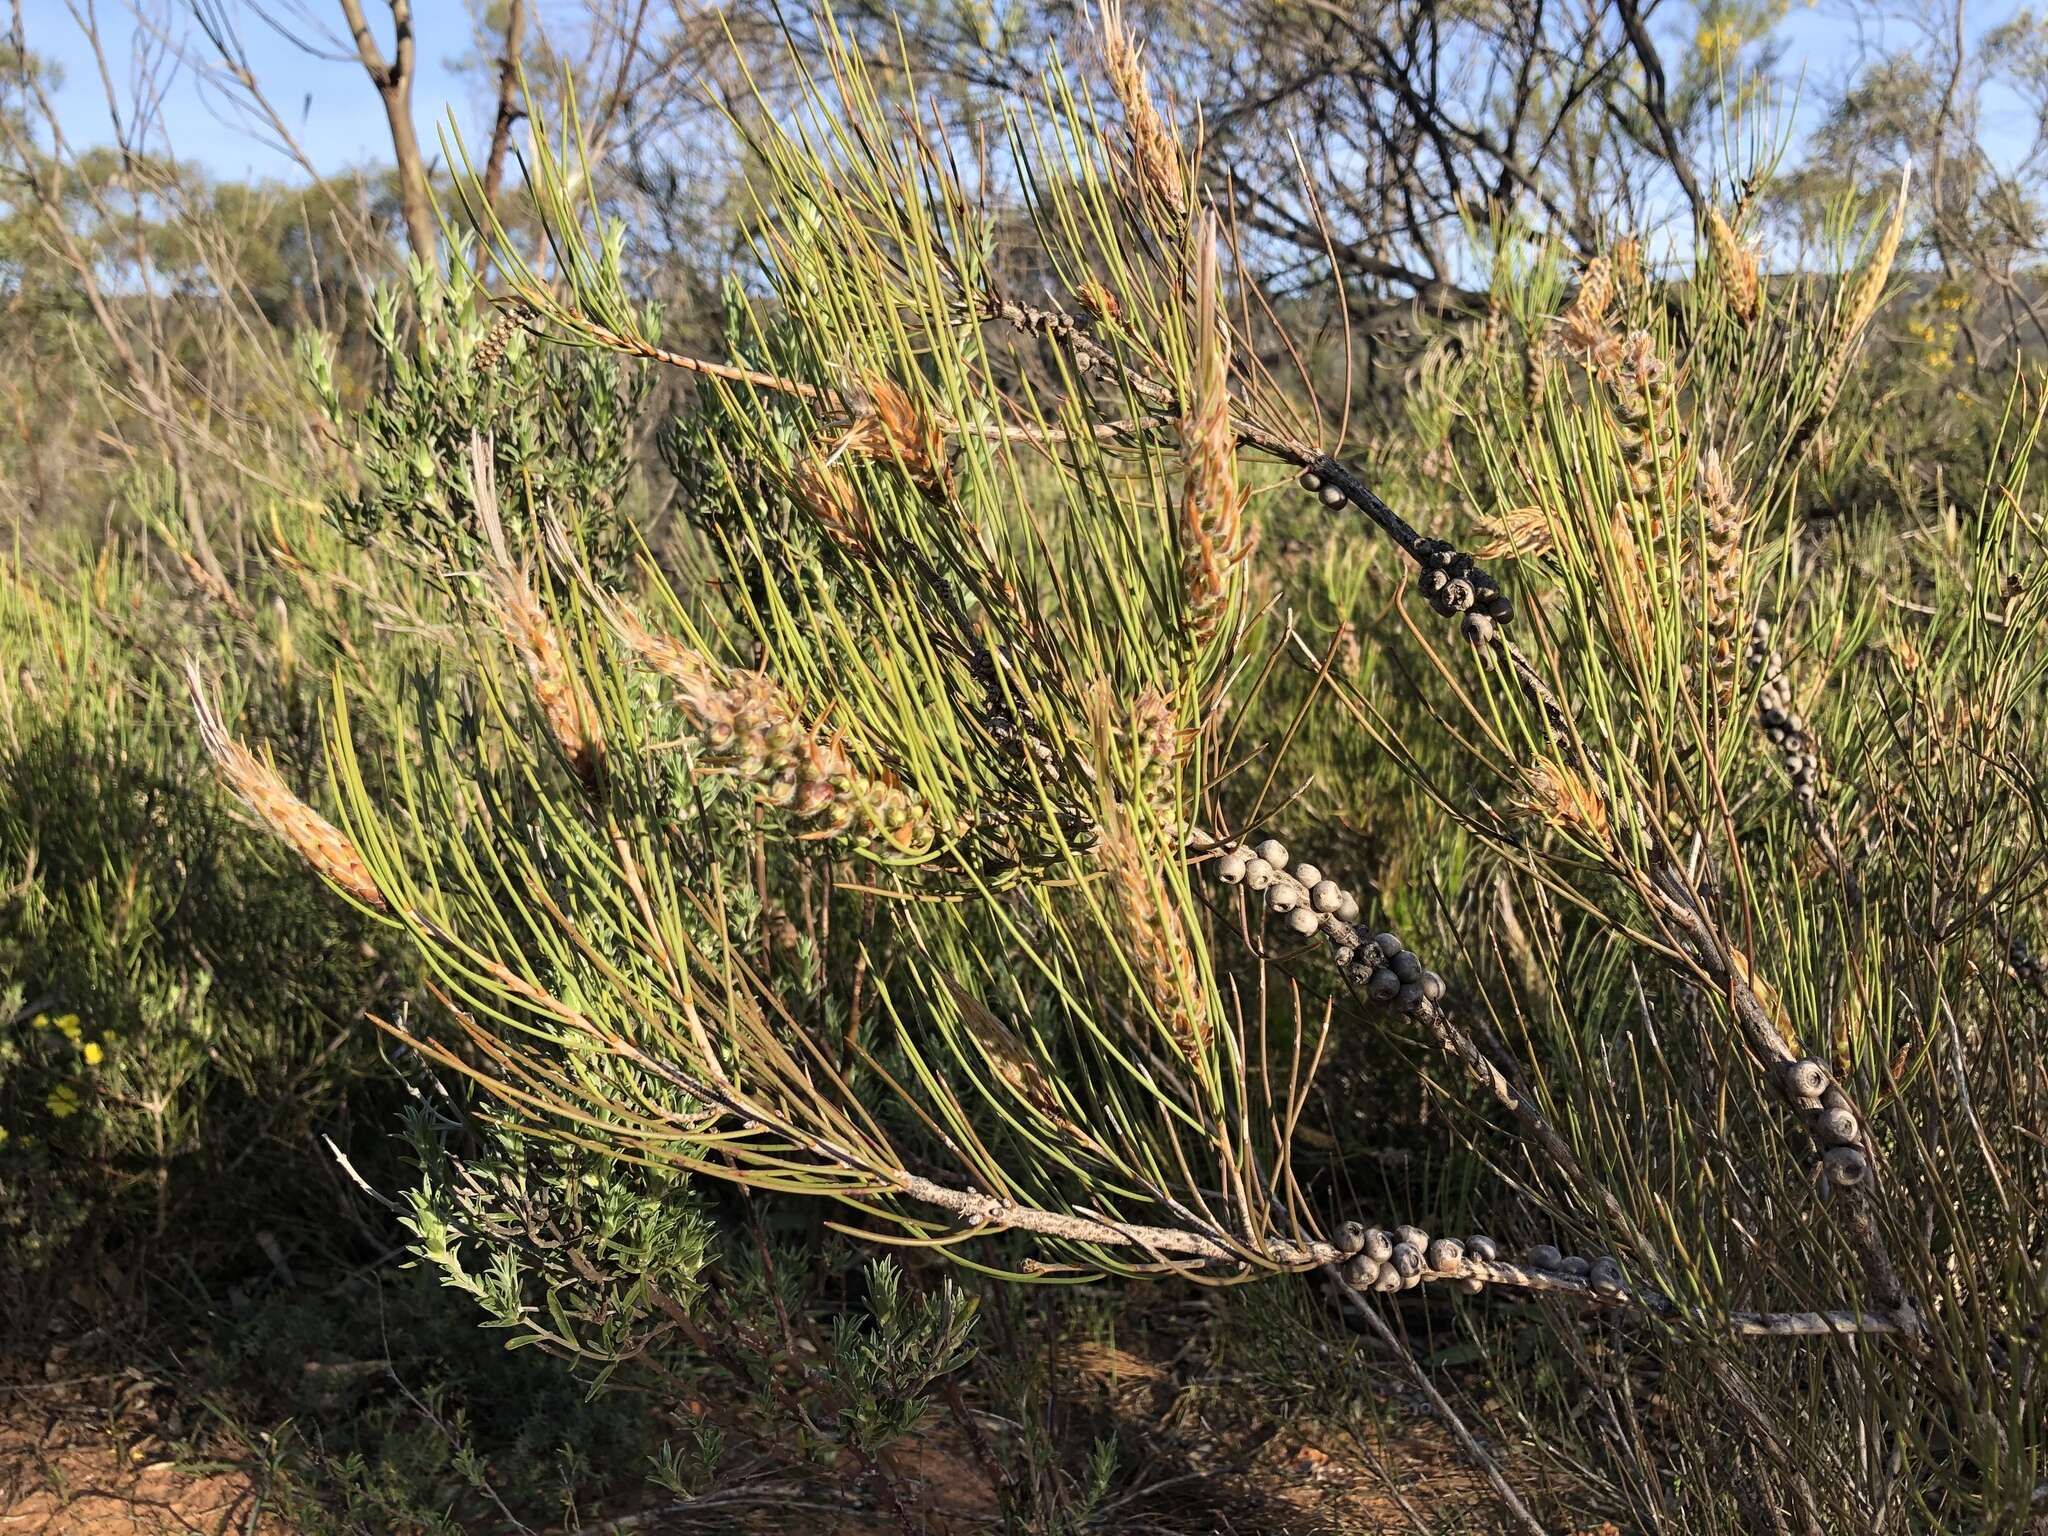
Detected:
[{"left": 147, "top": 13, "right": 2048, "bottom": 1531}]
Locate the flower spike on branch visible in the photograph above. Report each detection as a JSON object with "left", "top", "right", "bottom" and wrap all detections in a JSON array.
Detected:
[{"left": 186, "top": 662, "right": 388, "bottom": 913}]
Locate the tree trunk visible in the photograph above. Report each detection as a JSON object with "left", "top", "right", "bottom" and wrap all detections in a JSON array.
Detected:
[
  {"left": 482, "top": 0, "right": 529, "bottom": 212},
  {"left": 336, "top": 0, "right": 434, "bottom": 261}
]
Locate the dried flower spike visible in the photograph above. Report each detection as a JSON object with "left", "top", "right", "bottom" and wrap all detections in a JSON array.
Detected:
[
  {"left": 1181, "top": 213, "right": 1253, "bottom": 644},
  {"left": 1100, "top": 0, "right": 1188, "bottom": 223},
  {"left": 186, "top": 661, "right": 386, "bottom": 911}
]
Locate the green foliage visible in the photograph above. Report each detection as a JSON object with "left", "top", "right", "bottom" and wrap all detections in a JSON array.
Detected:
[
  {"left": 307, "top": 241, "right": 648, "bottom": 575},
  {"left": 827, "top": 1260, "right": 978, "bottom": 1451},
  {"left": 7, "top": 5, "right": 2048, "bottom": 1531},
  {"left": 402, "top": 1102, "right": 719, "bottom": 1366},
  {"left": 0, "top": 556, "right": 395, "bottom": 1288}
]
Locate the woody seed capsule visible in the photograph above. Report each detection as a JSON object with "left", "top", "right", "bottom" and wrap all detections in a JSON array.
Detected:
[
  {"left": 1420, "top": 971, "right": 1446, "bottom": 1002},
  {"left": 1781, "top": 1058, "right": 1829, "bottom": 1102},
  {"left": 1811, "top": 1107, "right": 1859, "bottom": 1146},
  {"left": 1428, "top": 1238, "right": 1465, "bottom": 1271},
  {"left": 1467, "top": 1234, "right": 1499, "bottom": 1262},
  {"left": 1244, "top": 858, "right": 1275, "bottom": 890},
  {"left": 1336, "top": 1220, "right": 1368, "bottom": 1257},
  {"left": 1298, "top": 469, "right": 1323, "bottom": 492},
  {"left": 1367, "top": 968, "right": 1400, "bottom": 1002},
  {"left": 1311, "top": 880, "right": 1344, "bottom": 913},
  {"left": 1342, "top": 1253, "right": 1379, "bottom": 1288},
  {"left": 1391, "top": 951, "right": 1423, "bottom": 983},
  {"left": 1395, "top": 1224, "right": 1429, "bottom": 1250},
  {"left": 1363, "top": 1228, "right": 1394, "bottom": 1262},
  {"left": 1217, "top": 851, "right": 1249, "bottom": 884},
  {"left": 1286, "top": 905, "right": 1319, "bottom": 934},
  {"left": 1396, "top": 982, "right": 1425, "bottom": 1013},
  {"left": 1268, "top": 882, "right": 1299, "bottom": 912},
  {"left": 1372, "top": 932, "right": 1404, "bottom": 959},
  {"left": 1525, "top": 1244, "right": 1563, "bottom": 1269},
  {"left": 1319, "top": 482, "right": 1347, "bottom": 508},
  {"left": 1256, "top": 838, "right": 1288, "bottom": 867},
  {"left": 1293, "top": 863, "right": 1322, "bottom": 888},
  {"left": 1336, "top": 894, "right": 1361, "bottom": 924},
  {"left": 1589, "top": 1257, "right": 1625, "bottom": 1296},
  {"left": 1824, "top": 1145, "right": 1869, "bottom": 1186},
  {"left": 1390, "top": 1243, "right": 1424, "bottom": 1278}
]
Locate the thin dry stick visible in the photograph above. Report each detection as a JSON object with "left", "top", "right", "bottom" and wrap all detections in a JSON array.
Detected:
[{"left": 1329, "top": 1272, "right": 1549, "bottom": 1536}]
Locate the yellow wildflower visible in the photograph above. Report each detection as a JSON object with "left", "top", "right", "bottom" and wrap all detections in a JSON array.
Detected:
[
  {"left": 1695, "top": 20, "right": 1740, "bottom": 66},
  {"left": 46, "top": 1084, "right": 80, "bottom": 1119},
  {"left": 82, "top": 1041, "right": 104, "bottom": 1066}
]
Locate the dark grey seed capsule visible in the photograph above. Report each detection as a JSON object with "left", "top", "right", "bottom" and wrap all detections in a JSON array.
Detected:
[
  {"left": 1298, "top": 469, "right": 1323, "bottom": 493},
  {"left": 1467, "top": 1234, "right": 1499, "bottom": 1262},
  {"left": 1524, "top": 1244, "right": 1563, "bottom": 1269},
  {"left": 1390, "top": 1243, "right": 1423, "bottom": 1278},
  {"left": 1486, "top": 593, "right": 1513, "bottom": 623},
  {"left": 1443, "top": 578, "right": 1475, "bottom": 612},
  {"left": 1824, "top": 1146, "right": 1869, "bottom": 1186},
  {"left": 1463, "top": 613, "right": 1497, "bottom": 646},
  {"left": 1372, "top": 1264, "right": 1404, "bottom": 1292},
  {"left": 1428, "top": 1238, "right": 1465, "bottom": 1271},
  {"left": 1781, "top": 1058, "right": 1829, "bottom": 1102},
  {"left": 1589, "top": 1257, "right": 1625, "bottom": 1295},
  {"left": 1372, "top": 932, "right": 1403, "bottom": 959},
  {"left": 1391, "top": 951, "right": 1423, "bottom": 983},
  {"left": 1336, "top": 1220, "right": 1368, "bottom": 1257},
  {"left": 1821, "top": 1085, "right": 1853, "bottom": 1114},
  {"left": 1342, "top": 1253, "right": 1378, "bottom": 1288},
  {"left": 1319, "top": 482, "right": 1347, "bottom": 507},
  {"left": 1396, "top": 981, "right": 1425, "bottom": 1013},
  {"left": 1811, "top": 1107, "right": 1859, "bottom": 1146},
  {"left": 1558, "top": 1255, "right": 1590, "bottom": 1277},
  {"left": 1367, "top": 968, "right": 1400, "bottom": 1003}
]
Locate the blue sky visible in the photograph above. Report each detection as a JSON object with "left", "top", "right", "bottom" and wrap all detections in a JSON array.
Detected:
[
  {"left": 19, "top": 1, "right": 2042, "bottom": 184},
  {"left": 24, "top": 0, "right": 475, "bottom": 181}
]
